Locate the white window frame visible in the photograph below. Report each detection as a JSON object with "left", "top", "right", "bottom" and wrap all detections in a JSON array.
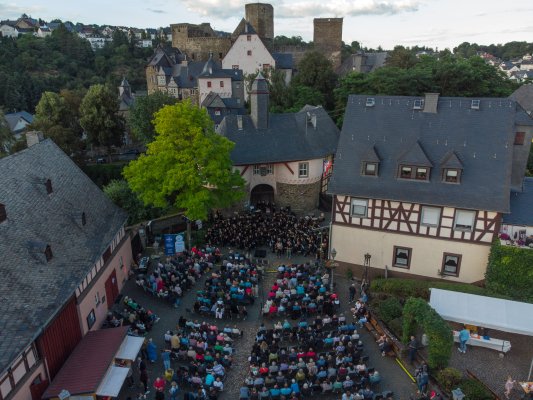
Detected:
[
  {"left": 453, "top": 210, "right": 476, "bottom": 232},
  {"left": 350, "top": 198, "right": 368, "bottom": 218},
  {"left": 298, "top": 162, "right": 309, "bottom": 178},
  {"left": 253, "top": 165, "right": 261, "bottom": 175},
  {"left": 421, "top": 206, "right": 441, "bottom": 227}
]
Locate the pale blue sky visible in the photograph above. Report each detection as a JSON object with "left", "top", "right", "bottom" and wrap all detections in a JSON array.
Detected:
[{"left": 2, "top": 0, "right": 532, "bottom": 50}]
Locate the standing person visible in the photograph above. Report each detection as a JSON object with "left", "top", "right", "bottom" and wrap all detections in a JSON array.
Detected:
[
  {"left": 162, "top": 349, "right": 171, "bottom": 371},
  {"left": 140, "top": 368, "right": 149, "bottom": 394},
  {"left": 147, "top": 338, "right": 158, "bottom": 363},
  {"left": 154, "top": 376, "right": 166, "bottom": 393},
  {"left": 458, "top": 326, "right": 470, "bottom": 354},
  {"left": 408, "top": 336, "right": 418, "bottom": 364},
  {"left": 349, "top": 284, "right": 356, "bottom": 303},
  {"left": 504, "top": 376, "right": 516, "bottom": 399},
  {"left": 169, "top": 381, "right": 179, "bottom": 400}
]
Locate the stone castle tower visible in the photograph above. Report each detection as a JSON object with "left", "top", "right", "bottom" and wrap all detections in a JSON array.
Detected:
[
  {"left": 245, "top": 3, "right": 274, "bottom": 42},
  {"left": 313, "top": 17, "right": 343, "bottom": 69}
]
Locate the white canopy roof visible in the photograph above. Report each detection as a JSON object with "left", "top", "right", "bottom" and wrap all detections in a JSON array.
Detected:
[
  {"left": 115, "top": 335, "right": 144, "bottom": 361},
  {"left": 96, "top": 366, "right": 129, "bottom": 397},
  {"left": 429, "top": 288, "right": 533, "bottom": 336}
]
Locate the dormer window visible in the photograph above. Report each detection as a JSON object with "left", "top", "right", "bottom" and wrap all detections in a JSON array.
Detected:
[
  {"left": 0, "top": 203, "right": 6, "bottom": 223},
  {"left": 44, "top": 245, "right": 53, "bottom": 262},
  {"left": 413, "top": 99, "right": 424, "bottom": 110},
  {"left": 443, "top": 168, "right": 461, "bottom": 183},
  {"left": 45, "top": 179, "right": 53, "bottom": 194},
  {"left": 399, "top": 165, "right": 429, "bottom": 181},
  {"left": 362, "top": 162, "right": 378, "bottom": 176}
]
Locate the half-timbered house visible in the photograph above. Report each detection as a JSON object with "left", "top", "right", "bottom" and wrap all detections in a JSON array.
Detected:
[{"left": 328, "top": 94, "right": 533, "bottom": 283}]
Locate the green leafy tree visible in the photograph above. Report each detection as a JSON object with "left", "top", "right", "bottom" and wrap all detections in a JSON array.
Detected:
[
  {"left": 80, "top": 84, "right": 124, "bottom": 157},
  {"left": 385, "top": 45, "right": 418, "bottom": 69},
  {"left": 123, "top": 100, "right": 245, "bottom": 224},
  {"left": 293, "top": 51, "right": 337, "bottom": 109},
  {"left": 103, "top": 179, "right": 161, "bottom": 225},
  {"left": 0, "top": 109, "right": 13, "bottom": 155},
  {"left": 32, "top": 90, "right": 84, "bottom": 155},
  {"left": 127, "top": 91, "right": 177, "bottom": 144}
]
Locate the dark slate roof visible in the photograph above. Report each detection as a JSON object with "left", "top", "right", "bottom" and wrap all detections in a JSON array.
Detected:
[
  {"left": 272, "top": 53, "right": 293, "bottom": 69},
  {"left": 398, "top": 141, "right": 433, "bottom": 166},
  {"left": 4, "top": 111, "right": 33, "bottom": 133},
  {"left": 441, "top": 151, "right": 464, "bottom": 169},
  {"left": 503, "top": 177, "right": 533, "bottom": 226},
  {"left": 198, "top": 55, "right": 242, "bottom": 80},
  {"left": 510, "top": 84, "right": 533, "bottom": 114},
  {"left": 0, "top": 140, "right": 127, "bottom": 374},
  {"left": 329, "top": 95, "right": 532, "bottom": 213},
  {"left": 217, "top": 105, "right": 339, "bottom": 165}
]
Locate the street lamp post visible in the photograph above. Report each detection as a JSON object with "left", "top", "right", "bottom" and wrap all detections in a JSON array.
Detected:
[
  {"left": 363, "top": 253, "right": 371, "bottom": 289},
  {"left": 330, "top": 248, "right": 337, "bottom": 293}
]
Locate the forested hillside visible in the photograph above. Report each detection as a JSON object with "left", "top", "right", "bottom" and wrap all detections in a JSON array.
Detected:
[{"left": 0, "top": 25, "right": 151, "bottom": 112}]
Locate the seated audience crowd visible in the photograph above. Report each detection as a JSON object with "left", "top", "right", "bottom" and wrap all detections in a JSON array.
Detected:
[
  {"left": 239, "top": 315, "right": 387, "bottom": 400},
  {"left": 192, "top": 260, "right": 261, "bottom": 319},
  {"left": 135, "top": 250, "right": 214, "bottom": 306},
  {"left": 262, "top": 263, "right": 340, "bottom": 319}
]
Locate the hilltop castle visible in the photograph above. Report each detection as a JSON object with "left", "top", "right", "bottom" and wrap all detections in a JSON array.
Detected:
[{"left": 167, "top": 3, "right": 342, "bottom": 66}]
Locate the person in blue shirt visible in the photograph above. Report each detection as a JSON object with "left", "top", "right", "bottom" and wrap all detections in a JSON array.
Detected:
[
  {"left": 458, "top": 325, "right": 470, "bottom": 354},
  {"left": 269, "top": 385, "right": 281, "bottom": 397},
  {"left": 290, "top": 379, "right": 300, "bottom": 394},
  {"left": 205, "top": 372, "right": 215, "bottom": 386},
  {"left": 280, "top": 384, "right": 292, "bottom": 396}
]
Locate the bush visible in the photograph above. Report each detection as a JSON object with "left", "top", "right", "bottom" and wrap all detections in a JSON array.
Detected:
[
  {"left": 486, "top": 240, "right": 533, "bottom": 303},
  {"left": 402, "top": 297, "right": 453, "bottom": 370},
  {"left": 377, "top": 297, "right": 403, "bottom": 323},
  {"left": 460, "top": 378, "right": 493, "bottom": 400},
  {"left": 371, "top": 278, "right": 510, "bottom": 302},
  {"left": 387, "top": 317, "right": 403, "bottom": 338},
  {"left": 82, "top": 163, "right": 125, "bottom": 188},
  {"left": 436, "top": 368, "right": 463, "bottom": 394}
]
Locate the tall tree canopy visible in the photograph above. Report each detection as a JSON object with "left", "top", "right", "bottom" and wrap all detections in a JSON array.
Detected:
[
  {"left": 127, "top": 91, "right": 178, "bottom": 144},
  {"left": 79, "top": 84, "right": 124, "bottom": 154},
  {"left": 123, "top": 101, "right": 245, "bottom": 221},
  {"left": 32, "top": 89, "right": 85, "bottom": 155},
  {"left": 0, "top": 109, "right": 12, "bottom": 156},
  {"left": 293, "top": 51, "right": 337, "bottom": 109},
  {"left": 103, "top": 179, "right": 162, "bottom": 225}
]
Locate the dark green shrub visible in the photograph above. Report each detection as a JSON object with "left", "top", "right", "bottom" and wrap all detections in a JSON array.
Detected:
[
  {"left": 371, "top": 278, "right": 511, "bottom": 302},
  {"left": 82, "top": 163, "right": 125, "bottom": 188},
  {"left": 387, "top": 317, "right": 403, "bottom": 338},
  {"left": 436, "top": 368, "right": 463, "bottom": 394},
  {"left": 378, "top": 297, "right": 403, "bottom": 323},
  {"left": 460, "top": 378, "right": 493, "bottom": 400},
  {"left": 402, "top": 297, "right": 453, "bottom": 370},
  {"left": 486, "top": 240, "right": 533, "bottom": 303}
]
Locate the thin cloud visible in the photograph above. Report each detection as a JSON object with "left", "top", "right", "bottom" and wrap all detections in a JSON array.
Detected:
[
  {"left": 0, "top": 2, "right": 44, "bottom": 18},
  {"left": 147, "top": 8, "right": 165, "bottom": 14},
  {"left": 181, "top": 0, "right": 421, "bottom": 19}
]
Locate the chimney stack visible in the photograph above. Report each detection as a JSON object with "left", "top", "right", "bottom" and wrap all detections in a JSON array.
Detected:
[
  {"left": 423, "top": 93, "right": 440, "bottom": 113},
  {"left": 26, "top": 131, "right": 44, "bottom": 147},
  {"left": 250, "top": 72, "right": 269, "bottom": 130}
]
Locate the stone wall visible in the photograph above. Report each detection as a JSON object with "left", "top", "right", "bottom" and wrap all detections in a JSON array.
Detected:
[
  {"left": 276, "top": 181, "right": 320, "bottom": 212},
  {"left": 171, "top": 23, "right": 231, "bottom": 62},
  {"left": 313, "top": 18, "right": 343, "bottom": 69},
  {"left": 245, "top": 3, "right": 274, "bottom": 42}
]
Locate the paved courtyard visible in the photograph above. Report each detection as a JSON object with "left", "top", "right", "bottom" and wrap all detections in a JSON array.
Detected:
[{"left": 117, "top": 247, "right": 417, "bottom": 400}]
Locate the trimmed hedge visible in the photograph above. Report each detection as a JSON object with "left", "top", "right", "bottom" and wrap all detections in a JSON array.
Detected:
[
  {"left": 376, "top": 297, "right": 403, "bottom": 323},
  {"left": 371, "top": 278, "right": 509, "bottom": 301},
  {"left": 402, "top": 297, "right": 453, "bottom": 370},
  {"left": 460, "top": 378, "right": 493, "bottom": 400},
  {"left": 486, "top": 240, "right": 533, "bottom": 303}
]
